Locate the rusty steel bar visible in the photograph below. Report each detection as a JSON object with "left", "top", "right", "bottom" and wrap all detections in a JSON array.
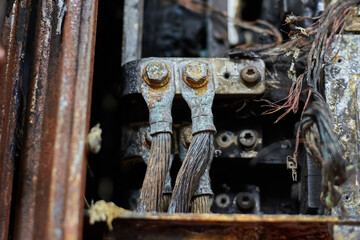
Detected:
[
  {"left": 12, "top": 0, "right": 98, "bottom": 239},
  {"left": 0, "top": 0, "right": 31, "bottom": 239}
]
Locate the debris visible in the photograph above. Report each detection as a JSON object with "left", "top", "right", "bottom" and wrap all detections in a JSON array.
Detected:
[
  {"left": 87, "top": 123, "right": 102, "bottom": 154},
  {"left": 88, "top": 200, "right": 130, "bottom": 230}
]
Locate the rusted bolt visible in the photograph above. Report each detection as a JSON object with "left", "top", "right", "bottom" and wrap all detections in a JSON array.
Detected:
[
  {"left": 143, "top": 61, "right": 170, "bottom": 88},
  {"left": 240, "top": 66, "right": 260, "bottom": 85},
  {"left": 183, "top": 61, "right": 209, "bottom": 88},
  {"left": 180, "top": 125, "right": 193, "bottom": 148},
  {"left": 239, "top": 130, "right": 257, "bottom": 148}
]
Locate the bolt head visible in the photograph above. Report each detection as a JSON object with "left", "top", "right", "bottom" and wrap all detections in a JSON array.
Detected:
[
  {"left": 183, "top": 61, "right": 209, "bottom": 88},
  {"left": 144, "top": 61, "right": 170, "bottom": 88},
  {"left": 240, "top": 66, "right": 260, "bottom": 85},
  {"left": 239, "top": 130, "right": 257, "bottom": 148}
]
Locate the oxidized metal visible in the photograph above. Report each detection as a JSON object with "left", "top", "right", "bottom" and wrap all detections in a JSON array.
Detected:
[
  {"left": 212, "top": 185, "right": 260, "bottom": 214},
  {"left": 121, "top": 0, "right": 144, "bottom": 65},
  {"left": 140, "top": 60, "right": 175, "bottom": 135},
  {"left": 0, "top": 1, "right": 31, "bottom": 239},
  {"left": 183, "top": 61, "right": 209, "bottom": 88},
  {"left": 143, "top": 61, "right": 170, "bottom": 88},
  {"left": 239, "top": 129, "right": 258, "bottom": 148},
  {"left": 86, "top": 203, "right": 339, "bottom": 240},
  {"left": 324, "top": 34, "right": 360, "bottom": 219},
  {"left": 121, "top": 57, "right": 266, "bottom": 96},
  {"left": 333, "top": 225, "right": 360, "bottom": 240},
  {"left": 240, "top": 66, "right": 261, "bottom": 85},
  {"left": 12, "top": 0, "right": 98, "bottom": 239},
  {"left": 180, "top": 60, "right": 216, "bottom": 134}
]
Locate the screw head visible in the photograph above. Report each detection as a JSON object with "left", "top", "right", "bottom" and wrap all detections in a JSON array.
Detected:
[
  {"left": 235, "top": 192, "right": 255, "bottom": 212},
  {"left": 239, "top": 130, "right": 257, "bottom": 148},
  {"left": 183, "top": 61, "right": 209, "bottom": 88},
  {"left": 240, "top": 66, "right": 260, "bottom": 85},
  {"left": 143, "top": 61, "right": 170, "bottom": 88}
]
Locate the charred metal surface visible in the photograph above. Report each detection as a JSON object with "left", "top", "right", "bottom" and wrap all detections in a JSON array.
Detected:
[
  {"left": 121, "top": 0, "right": 144, "bottom": 66},
  {"left": 214, "top": 128, "right": 262, "bottom": 159},
  {"left": 0, "top": 0, "right": 31, "bottom": 239},
  {"left": 324, "top": 35, "right": 360, "bottom": 219},
  {"left": 167, "top": 62, "right": 216, "bottom": 213},
  {"left": 212, "top": 185, "right": 261, "bottom": 214},
  {"left": 180, "top": 60, "right": 216, "bottom": 134},
  {"left": 140, "top": 59, "right": 175, "bottom": 135},
  {"left": 137, "top": 59, "right": 175, "bottom": 212},
  {"left": 121, "top": 57, "right": 265, "bottom": 97},
  {"left": 300, "top": 156, "right": 322, "bottom": 214},
  {"left": 333, "top": 225, "right": 360, "bottom": 240},
  {"left": 207, "top": 0, "right": 228, "bottom": 57},
  {"left": 12, "top": 0, "right": 98, "bottom": 239},
  {"left": 84, "top": 212, "right": 341, "bottom": 240}
]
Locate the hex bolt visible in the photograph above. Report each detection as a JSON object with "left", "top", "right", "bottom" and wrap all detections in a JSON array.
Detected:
[
  {"left": 143, "top": 61, "right": 170, "bottom": 88},
  {"left": 239, "top": 130, "right": 257, "bottom": 148},
  {"left": 235, "top": 192, "right": 255, "bottom": 212},
  {"left": 240, "top": 66, "right": 260, "bottom": 85},
  {"left": 183, "top": 61, "right": 209, "bottom": 88}
]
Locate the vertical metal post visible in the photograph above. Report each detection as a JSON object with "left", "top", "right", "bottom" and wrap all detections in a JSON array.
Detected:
[
  {"left": 121, "top": 0, "right": 144, "bottom": 66},
  {"left": 0, "top": 1, "right": 31, "bottom": 239},
  {"left": 12, "top": 0, "right": 98, "bottom": 239}
]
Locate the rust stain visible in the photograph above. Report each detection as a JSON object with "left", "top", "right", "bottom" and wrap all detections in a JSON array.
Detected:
[
  {"left": 11, "top": 0, "right": 99, "bottom": 240},
  {"left": 333, "top": 56, "right": 344, "bottom": 63},
  {"left": 0, "top": 0, "right": 31, "bottom": 239}
]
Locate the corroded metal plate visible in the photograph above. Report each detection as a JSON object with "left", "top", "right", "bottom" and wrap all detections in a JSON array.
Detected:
[{"left": 121, "top": 58, "right": 265, "bottom": 96}]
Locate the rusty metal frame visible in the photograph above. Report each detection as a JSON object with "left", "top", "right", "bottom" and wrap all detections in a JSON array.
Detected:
[
  {"left": 0, "top": 0, "right": 31, "bottom": 239},
  {"left": 0, "top": 0, "right": 98, "bottom": 239}
]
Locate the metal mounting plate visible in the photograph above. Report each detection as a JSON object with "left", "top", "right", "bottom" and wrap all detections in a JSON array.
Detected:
[{"left": 121, "top": 57, "right": 266, "bottom": 97}]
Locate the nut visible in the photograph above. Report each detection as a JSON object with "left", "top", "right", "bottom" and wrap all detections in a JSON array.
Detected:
[
  {"left": 143, "top": 61, "right": 170, "bottom": 88},
  {"left": 183, "top": 61, "right": 209, "bottom": 88},
  {"left": 215, "top": 193, "right": 231, "bottom": 208},
  {"left": 240, "top": 66, "right": 260, "bottom": 85},
  {"left": 239, "top": 130, "right": 257, "bottom": 148}
]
